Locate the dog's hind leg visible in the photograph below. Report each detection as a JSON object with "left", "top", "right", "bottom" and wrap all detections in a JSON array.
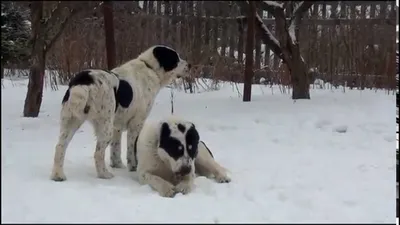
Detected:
[
  {"left": 51, "top": 117, "right": 84, "bottom": 181},
  {"left": 92, "top": 117, "right": 114, "bottom": 179},
  {"left": 110, "top": 128, "right": 125, "bottom": 168}
]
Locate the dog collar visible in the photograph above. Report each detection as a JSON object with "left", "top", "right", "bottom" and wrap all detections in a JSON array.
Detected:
[
  {"left": 140, "top": 60, "right": 153, "bottom": 70},
  {"left": 109, "top": 70, "right": 120, "bottom": 78}
]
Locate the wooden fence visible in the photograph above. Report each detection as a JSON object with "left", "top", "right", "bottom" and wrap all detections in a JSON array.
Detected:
[
  {"left": 49, "top": 1, "right": 397, "bottom": 89},
  {"left": 127, "top": 1, "right": 397, "bottom": 88}
]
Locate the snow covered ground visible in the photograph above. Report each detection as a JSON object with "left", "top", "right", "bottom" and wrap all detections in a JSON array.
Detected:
[{"left": 1, "top": 78, "right": 397, "bottom": 223}]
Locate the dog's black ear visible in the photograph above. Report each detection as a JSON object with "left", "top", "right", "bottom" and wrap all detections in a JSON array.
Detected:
[
  {"left": 152, "top": 46, "right": 180, "bottom": 72},
  {"left": 186, "top": 124, "right": 199, "bottom": 143},
  {"left": 185, "top": 124, "right": 200, "bottom": 158},
  {"left": 159, "top": 122, "right": 171, "bottom": 145}
]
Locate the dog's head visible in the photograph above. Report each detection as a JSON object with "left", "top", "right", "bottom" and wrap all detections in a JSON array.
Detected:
[
  {"left": 138, "top": 45, "right": 191, "bottom": 85},
  {"left": 156, "top": 117, "right": 199, "bottom": 177}
]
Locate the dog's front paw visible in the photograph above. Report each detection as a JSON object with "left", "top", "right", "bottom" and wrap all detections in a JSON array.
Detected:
[
  {"left": 110, "top": 161, "right": 126, "bottom": 169},
  {"left": 127, "top": 163, "right": 137, "bottom": 172},
  {"left": 50, "top": 171, "right": 67, "bottom": 182},
  {"left": 174, "top": 182, "right": 193, "bottom": 195},
  {"left": 97, "top": 170, "right": 114, "bottom": 179},
  {"left": 159, "top": 185, "right": 178, "bottom": 198},
  {"left": 215, "top": 174, "right": 231, "bottom": 183}
]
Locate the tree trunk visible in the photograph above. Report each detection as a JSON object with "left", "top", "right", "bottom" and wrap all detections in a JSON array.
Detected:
[
  {"left": 288, "top": 45, "right": 310, "bottom": 99},
  {"left": 243, "top": 1, "right": 255, "bottom": 102},
  {"left": 23, "top": 1, "right": 46, "bottom": 117},
  {"left": 103, "top": 1, "right": 116, "bottom": 70},
  {"left": 1, "top": 63, "right": 4, "bottom": 78},
  {"left": 275, "top": 16, "right": 310, "bottom": 100},
  {"left": 290, "top": 60, "right": 310, "bottom": 99}
]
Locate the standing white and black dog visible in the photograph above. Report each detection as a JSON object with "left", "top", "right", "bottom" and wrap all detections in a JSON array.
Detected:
[
  {"left": 135, "top": 116, "right": 231, "bottom": 197},
  {"left": 51, "top": 45, "right": 190, "bottom": 181}
]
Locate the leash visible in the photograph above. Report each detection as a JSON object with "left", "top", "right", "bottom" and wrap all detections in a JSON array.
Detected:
[{"left": 170, "top": 87, "right": 174, "bottom": 115}]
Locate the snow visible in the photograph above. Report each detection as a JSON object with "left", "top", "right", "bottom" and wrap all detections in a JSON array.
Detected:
[
  {"left": 288, "top": 22, "right": 296, "bottom": 44},
  {"left": 293, "top": 1, "right": 304, "bottom": 15},
  {"left": 1, "top": 77, "right": 396, "bottom": 223},
  {"left": 263, "top": 1, "right": 283, "bottom": 8},
  {"left": 288, "top": 1, "right": 306, "bottom": 45},
  {"left": 23, "top": 20, "right": 31, "bottom": 28}
]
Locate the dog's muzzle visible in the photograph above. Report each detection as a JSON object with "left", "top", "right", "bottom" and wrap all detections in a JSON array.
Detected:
[
  {"left": 176, "top": 165, "right": 192, "bottom": 176},
  {"left": 177, "top": 63, "right": 191, "bottom": 79}
]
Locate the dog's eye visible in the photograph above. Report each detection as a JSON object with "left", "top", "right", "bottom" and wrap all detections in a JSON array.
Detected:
[
  {"left": 178, "top": 146, "right": 183, "bottom": 151},
  {"left": 188, "top": 145, "right": 192, "bottom": 150}
]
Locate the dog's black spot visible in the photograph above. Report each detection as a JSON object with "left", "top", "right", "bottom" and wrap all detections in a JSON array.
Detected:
[
  {"left": 113, "top": 87, "right": 118, "bottom": 111},
  {"left": 62, "top": 89, "right": 70, "bottom": 104},
  {"left": 115, "top": 79, "right": 133, "bottom": 108},
  {"left": 177, "top": 123, "right": 186, "bottom": 133},
  {"left": 152, "top": 46, "right": 180, "bottom": 72},
  {"left": 133, "top": 135, "right": 139, "bottom": 166},
  {"left": 185, "top": 124, "right": 200, "bottom": 159},
  {"left": 61, "top": 70, "right": 94, "bottom": 104},
  {"left": 68, "top": 70, "right": 94, "bottom": 87},
  {"left": 83, "top": 105, "right": 90, "bottom": 114},
  {"left": 159, "top": 123, "right": 185, "bottom": 160},
  {"left": 200, "top": 140, "right": 214, "bottom": 159}
]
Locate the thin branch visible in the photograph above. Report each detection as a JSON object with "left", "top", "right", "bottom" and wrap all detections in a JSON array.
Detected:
[
  {"left": 44, "top": 1, "right": 103, "bottom": 53},
  {"left": 255, "top": 13, "right": 282, "bottom": 56},
  {"left": 44, "top": 8, "right": 77, "bottom": 53},
  {"left": 264, "top": 1, "right": 284, "bottom": 8},
  {"left": 261, "top": 1, "right": 284, "bottom": 18},
  {"left": 236, "top": 1, "right": 284, "bottom": 60},
  {"left": 288, "top": 1, "right": 315, "bottom": 44},
  {"left": 291, "top": 1, "right": 315, "bottom": 23},
  {"left": 43, "top": 1, "right": 67, "bottom": 27}
]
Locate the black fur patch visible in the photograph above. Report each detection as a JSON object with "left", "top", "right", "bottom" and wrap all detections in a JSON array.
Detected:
[
  {"left": 133, "top": 135, "right": 139, "bottom": 165},
  {"left": 185, "top": 125, "right": 200, "bottom": 159},
  {"left": 113, "top": 87, "right": 118, "bottom": 111},
  {"left": 152, "top": 46, "right": 180, "bottom": 72},
  {"left": 177, "top": 123, "right": 186, "bottom": 133},
  {"left": 200, "top": 141, "right": 214, "bottom": 159},
  {"left": 68, "top": 70, "right": 95, "bottom": 87},
  {"left": 159, "top": 123, "right": 185, "bottom": 160},
  {"left": 62, "top": 89, "right": 70, "bottom": 104},
  {"left": 116, "top": 79, "right": 133, "bottom": 108},
  {"left": 62, "top": 70, "right": 94, "bottom": 104}
]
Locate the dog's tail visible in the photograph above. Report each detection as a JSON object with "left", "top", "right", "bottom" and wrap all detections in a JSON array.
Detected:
[{"left": 61, "top": 85, "right": 90, "bottom": 119}]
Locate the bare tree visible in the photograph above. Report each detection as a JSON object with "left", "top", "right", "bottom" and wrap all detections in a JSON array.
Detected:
[
  {"left": 23, "top": 1, "right": 46, "bottom": 117},
  {"left": 237, "top": 1, "right": 314, "bottom": 99},
  {"left": 243, "top": 1, "right": 255, "bottom": 102},
  {"left": 23, "top": 1, "right": 98, "bottom": 117}
]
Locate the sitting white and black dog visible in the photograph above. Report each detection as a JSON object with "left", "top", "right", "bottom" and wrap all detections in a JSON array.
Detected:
[
  {"left": 51, "top": 45, "right": 190, "bottom": 181},
  {"left": 135, "top": 116, "right": 231, "bottom": 197}
]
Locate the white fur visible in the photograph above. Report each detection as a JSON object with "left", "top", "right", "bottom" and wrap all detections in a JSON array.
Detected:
[
  {"left": 136, "top": 116, "right": 231, "bottom": 197},
  {"left": 50, "top": 46, "right": 189, "bottom": 181}
]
